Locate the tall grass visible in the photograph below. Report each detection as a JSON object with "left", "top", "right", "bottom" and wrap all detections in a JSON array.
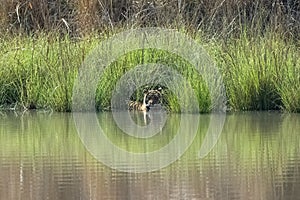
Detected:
[
  {"left": 0, "top": 30, "right": 299, "bottom": 112},
  {"left": 210, "top": 31, "right": 300, "bottom": 111},
  {"left": 0, "top": 33, "right": 99, "bottom": 111},
  {"left": 95, "top": 49, "right": 211, "bottom": 113},
  {"left": 0, "top": 0, "right": 299, "bottom": 112},
  {"left": 1, "top": 0, "right": 299, "bottom": 37}
]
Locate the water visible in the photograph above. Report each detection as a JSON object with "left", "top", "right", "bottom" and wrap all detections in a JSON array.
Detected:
[{"left": 0, "top": 111, "right": 299, "bottom": 200}]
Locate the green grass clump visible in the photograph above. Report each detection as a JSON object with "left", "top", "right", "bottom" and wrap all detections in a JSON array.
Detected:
[
  {"left": 0, "top": 28, "right": 299, "bottom": 113},
  {"left": 95, "top": 49, "right": 211, "bottom": 113},
  {"left": 211, "top": 32, "right": 300, "bottom": 111},
  {"left": 0, "top": 0, "right": 299, "bottom": 113},
  {"left": 0, "top": 34, "right": 98, "bottom": 111}
]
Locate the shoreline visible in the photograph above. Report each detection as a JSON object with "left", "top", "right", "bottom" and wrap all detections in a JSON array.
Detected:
[{"left": 1, "top": 32, "right": 299, "bottom": 113}]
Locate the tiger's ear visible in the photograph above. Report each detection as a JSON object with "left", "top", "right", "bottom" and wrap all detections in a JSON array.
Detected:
[
  {"left": 157, "top": 87, "right": 163, "bottom": 94},
  {"left": 143, "top": 85, "right": 150, "bottom": 94}
]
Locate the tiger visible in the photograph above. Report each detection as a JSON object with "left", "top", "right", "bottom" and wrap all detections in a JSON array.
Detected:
[{"left": 128, "top": 88, "right": 162, "bottom": 112}]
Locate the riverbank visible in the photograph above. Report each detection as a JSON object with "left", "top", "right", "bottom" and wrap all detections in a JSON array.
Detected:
[
  {"left": 1, "top": 0, "right": 299, "bottom": 112},
  {"left": 0, "top": 30, "right": 299, "bottom": 113}
]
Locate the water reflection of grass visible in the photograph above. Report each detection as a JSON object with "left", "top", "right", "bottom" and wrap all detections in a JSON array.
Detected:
[
  {"left": 98, "top": 112, "right": 181, "bottom": 153},
  {"left": 0, "top": 112, "right": 86, "bottom": 159},
  {"left": 1, "top": 112, "right": 299, "bottom": 199},
  {"left": 186, "top": 112, "right": 300, "bottom": 164},
  {"left": 1, "top": 112, "right": 298, "bottom": 163},
  {"left": 167, "top": 113, "right": 300, "bottom": 200},
  {"left": 0, "top": 111, "right": 300, "bottom": 198}
]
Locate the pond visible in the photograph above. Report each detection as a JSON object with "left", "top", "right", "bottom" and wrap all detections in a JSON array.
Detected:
[{"left": 0, "top": 111, "right": 299, "bottom": 199}]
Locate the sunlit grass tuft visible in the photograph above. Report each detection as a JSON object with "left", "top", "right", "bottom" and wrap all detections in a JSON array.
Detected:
[
  {"left": 0, "top": 34, "right": 98, "bottom": 111},
  {"left": 0, "top": 29, "right": 299, "bottom": 113},
  {"left": 211, "top": 32, "right": 300, "bottom": 111}
]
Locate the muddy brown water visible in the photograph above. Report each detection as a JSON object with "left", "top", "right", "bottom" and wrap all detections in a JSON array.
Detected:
[{"left": 0, "top": 111, "right": 299, "bottom": 200}]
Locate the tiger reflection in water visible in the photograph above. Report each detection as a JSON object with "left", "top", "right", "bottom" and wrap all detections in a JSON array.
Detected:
[{"left": 128, "top": 87, "right": 162, "bottom": 112}]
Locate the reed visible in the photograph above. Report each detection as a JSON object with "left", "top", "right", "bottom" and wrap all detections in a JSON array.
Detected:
[
  {"left": 1, "top": 29, "right": 299, "bottom": 112},
  {"left": 0, "top": 33, "right": 99, "bottom": 111},
  {"left": 0, "top": 1, "right": 299, "bottom": 112},
  {"left": 1, "top": 0, "right": 299, "bottom": 37},
  {"left": 210, "top": 32, "right": 300, "bottom": 111}
]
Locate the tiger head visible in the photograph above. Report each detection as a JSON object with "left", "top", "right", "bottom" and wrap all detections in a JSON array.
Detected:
[{"left": 143, "top": 87, "right": 163, "bottom": 108}]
